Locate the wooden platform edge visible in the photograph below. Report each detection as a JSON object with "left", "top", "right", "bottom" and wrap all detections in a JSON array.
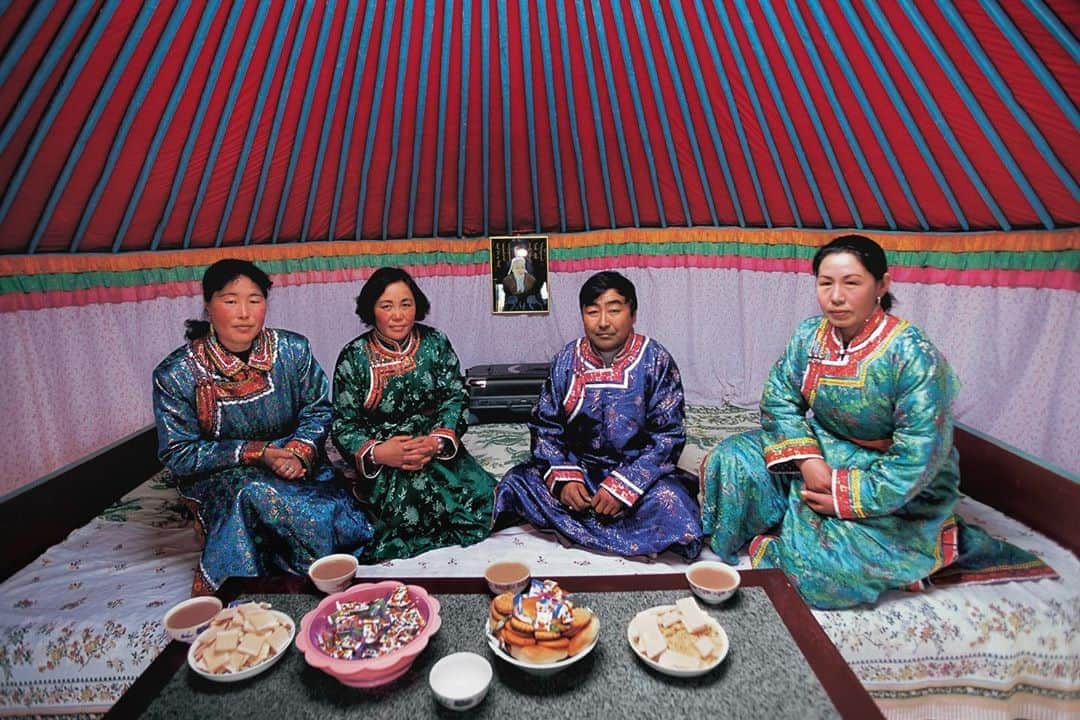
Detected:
[
  {"left": 0, "top": 425, "right": 161, "bottom": 583},
  {"left": 955, "top": 425, "right": 1078, "bottom": 555}
]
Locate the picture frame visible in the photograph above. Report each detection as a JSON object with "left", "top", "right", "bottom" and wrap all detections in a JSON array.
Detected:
[{"left": 489, "top": 235, "right": 550, "bottom": 314}]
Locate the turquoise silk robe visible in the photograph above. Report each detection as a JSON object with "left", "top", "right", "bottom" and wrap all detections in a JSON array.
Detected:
[
  {"left": 153, "top": 329, "right": 373, "bottom": 592},
  {"left": 331, "top": 324, "right": 496, "bottom": 560},
  {"left": 701, "top": 308, "right": 1053, "bottom": 609}
]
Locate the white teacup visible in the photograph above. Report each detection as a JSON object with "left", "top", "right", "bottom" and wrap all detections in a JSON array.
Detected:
[
  {"left": 483, "top": 561, "right": 530, "bottom": 596},
  {"left": 308, "top": 553, "right": 358, "bottom": 594},
  {"left": 163, "top": 596, "right": 223, "bottom": 643},
  {"left": 686, "top": 560, "right": 740, "bottom": 604}
]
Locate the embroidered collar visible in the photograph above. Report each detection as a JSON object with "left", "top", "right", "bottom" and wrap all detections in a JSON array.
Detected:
[
  {"left": 370, "top": 327, "right": 419, "bottom": 356},
  {"left": 579, "top": 333, "right": 642, "bottom": 370},
  {"left": 828, "top": 306, "right": 887, "bottom": 356},
  {"left": 197, "top": 329, "right": 274, "bottom": 377}
]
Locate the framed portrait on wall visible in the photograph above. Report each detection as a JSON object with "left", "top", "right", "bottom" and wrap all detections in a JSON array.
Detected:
[{"left": 490, "top": 235, "right": 550, "bottom": 314}]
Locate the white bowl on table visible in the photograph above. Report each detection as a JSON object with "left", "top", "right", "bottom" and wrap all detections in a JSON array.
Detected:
[
  {"left": 429, "top": 652, "right": 492, "bottom": 710},
  {"left": 483, "top": 616, "right": 600, "bottom": 677},
  {"left": 186, "top": 610, "right": 295, "bottom": 683}
]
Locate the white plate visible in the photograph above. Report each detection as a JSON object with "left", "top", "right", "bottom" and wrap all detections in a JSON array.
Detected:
[
  {"left": 187, "top": 610, "right": 295, "bottom": 683},
  {"left": 627, "top": 603, "right": 729, "bottom": 677},
  {"left": 483, "top": 612, "right": 600, "bottom": 677}
]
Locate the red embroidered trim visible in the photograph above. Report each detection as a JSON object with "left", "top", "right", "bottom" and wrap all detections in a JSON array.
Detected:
[
  {"left": 563, "top": 334, "right": 647, "bottom": 415},
  {"left": 763, "top": 440, "right": 822, "bottom": 467},
  {"left": 189, "top": 331, "right": 276, "bottom": 437},
  {"left": 600, "top": 474, "right": 640, "bottom": 506},
  {"left": 833, "top": 468, "right": 859, "bottom": 519},
  {"left": 544, "top": 466, "right": 585, "bottom": 493},
  {"left": 800, "top": 310, "right": 908, "bottom": 406},
  {"left": 284, "top": 439, "right": 316, "bottom": 468},
  {"left": 429, "top": 427, "right": 459, "bottom": 458},
  {"left": 748, "top": 534, "right": 778, "bottom": 565},
  {"left": 363, "top": 329, "right": 420, "bottom": 410},
  {"left": 241, "top": 441, "right": 269, "bottom": 466}
]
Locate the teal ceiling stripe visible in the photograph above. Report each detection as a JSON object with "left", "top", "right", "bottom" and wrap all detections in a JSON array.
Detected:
[
  {"left": 331, "top": 0, "right": 378, "bottom": 241},
  {"left": 571, "top": 0, "right": 618, "bottom": 228},
  {"left": 481, "top": 0, "right": 491, "bottom": 234},
  {"left": 786, "top": 0, "right": 895, "bottom": 229},
  {"left": 405, "top": 0, "right": 436, "bottom": 239},
  {"left": 535, "top": 0, "right": 567, "bottom": 231},
  {"left": 72, "top": 2, "right": 188, "bottom": 252},
  {"left": 983, "top": 1, "right": 1080, "bottom": 141},
  {"left": 807, "top": 2, "right": 926, "bottom": 229},
  {"left": 151, "top": 0, "right": 243, "bottom": 250},
  {"left": 712, "top": 0, "right": 801, "bottom": 226},
  {"left": 905, "top": 1, "right": 1054, "bottom": 227},
  {"left": 0, "top": 0, "right": 116, "bottom": 235},
  {"left": 496, "top": 0, "right": 513, "bottom": 232},
  {"left": 274, "top": 0, "right": 336, "bottom": 243},
  {"left": 733, "top": 0, "right": 831, "bottom": 228},
  {"left": 0, "top": 0, "right": 67, "bottom": 156},
  {"left": 692, "top": 0, "right": 766, "bottom": 226},
  {"left": 835, "top": 0, "right": 967, "bottom": 229},
  {"left": 304, "top": 1, "right": 358, "bottom": 243},
  {"left": 760, "top": 0, "right": 859, "bottom": 227},
  {"left": 113, "top": 4, "right": 218, "bottom": 251},
  {"left": 29, "top": 0, "right": 157, "bottom": 254},
  {"left": 588, "top": 0, "right": 641, "bottom": 226},
  {"left": 608, "top": 0, "right": 669, "bottom": 226},
  {"left": 247, "top": 1, "right": 313, "bottom": 244},
  {"left": 517, "top": 0, "right": 542, "bottom": 231},
  {"left": 668, "top": 0, "right": 745, "bottom": 226},
  {"left": 1023, "top": 0, "right": 1080, "bottom": 64},
  {"left": 379, "top": 0, "right": 416, "bottom": 239},
  {"left": 455, "top": 0, "right": 472, "bottom": 237},
  {"left": 0, "top": 0, "right": 52, "bottom": 90},
  {"left": 864, "top": 0, "right": 1008, "bottom": 229},
  {"left": 183, "top": 2, "right": 270, "bottom": 249},
  {"left": 429, "top": 0, "right": 455, "bottom": 236},
  {"left": 217, "top": 2, "right": 296, "bottom": 247},
  {"left": 646, "top": 0, "right": 718, "bottom": 225},
  {"left": 353, "top": 0, "right": 397, "bottom": 240}
]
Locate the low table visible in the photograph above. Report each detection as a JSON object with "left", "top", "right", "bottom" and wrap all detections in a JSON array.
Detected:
[{"left": 106, "top": 570, "right": 882, "bottom": 719}]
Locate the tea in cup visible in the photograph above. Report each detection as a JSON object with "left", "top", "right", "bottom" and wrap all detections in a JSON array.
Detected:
[
  {"left": 483, "top": 561, "right": 530, "bottom": 595},
  {"left": 308, "top": 553, "right": 359, "bottom": 594},
  {"left": 686, "top": 561, "right": 740, "bottom": 604},
  {"left": 163, "top": 596, "right": 223, "bottom": 643}
]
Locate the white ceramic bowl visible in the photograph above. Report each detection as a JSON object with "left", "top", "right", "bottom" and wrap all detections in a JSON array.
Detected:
[
  {"left": 308, "top": 553, "right": 358, "bottom": 594},
  {"left": 186, "top": 610, "right": 295, "bottom": 682},
  {"left": 429, "top": 652, "right": 492, "bottom": 711},
  {"left": 685, "top": 560, "right": 741, "bottom": 604},
  {"left": 483, "top": 561, "right": 531, "bottom": 595},
  {"left": 163, "top": 596, "right": 223, "bottom": 643},
  {"left": 627, "top": 604, "right": 729, "bottom": 677},
  {"left": 483, "top": 616, "right": 600, "bottom": 677}
]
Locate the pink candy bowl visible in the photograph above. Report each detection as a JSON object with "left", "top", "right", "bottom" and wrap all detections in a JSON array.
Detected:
[{"left": 295, "top": 580, "right": 442, "bottom": 688}]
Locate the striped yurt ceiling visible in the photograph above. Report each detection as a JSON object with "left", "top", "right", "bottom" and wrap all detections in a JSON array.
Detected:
[{"left": 0, "top": 0, "right": 1077, "bottom": 254}]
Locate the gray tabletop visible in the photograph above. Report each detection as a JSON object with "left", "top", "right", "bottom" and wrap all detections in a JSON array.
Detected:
[{"left": 141, "top": 588, "right": 839, "bottom": 719}]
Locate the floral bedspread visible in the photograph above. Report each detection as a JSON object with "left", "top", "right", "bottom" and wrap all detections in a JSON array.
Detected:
[{"left": 0, "top": 405, "right": 1076, "bottom": 719}]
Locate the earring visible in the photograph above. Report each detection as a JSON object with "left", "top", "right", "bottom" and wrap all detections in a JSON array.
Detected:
[{"left": 875, "top": 296, "right": 881, "bottom": 305}]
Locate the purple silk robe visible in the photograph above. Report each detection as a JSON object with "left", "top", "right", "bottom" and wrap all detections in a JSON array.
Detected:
[{"left": 493, "top": 334, "right": 703, "bottom": 558}]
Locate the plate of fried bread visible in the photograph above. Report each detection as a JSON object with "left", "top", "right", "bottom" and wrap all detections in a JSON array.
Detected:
[
  {"left": 485, "top": 578, "right": 599, "bottom": 676},
  {"left": 187, "top": 602, "right": 295, "bottom": 682},
  {"left": 627, "top": 598, "right": 729, "bottom": 677}
]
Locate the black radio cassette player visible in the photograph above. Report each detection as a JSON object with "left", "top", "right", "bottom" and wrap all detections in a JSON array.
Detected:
[{"left": 465, "top": 362, "right": 550, "bottom": 424}]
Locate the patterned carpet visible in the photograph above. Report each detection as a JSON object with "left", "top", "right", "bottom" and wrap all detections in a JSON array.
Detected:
[{"left": 0, "top": 405, "right": 1076, "bottom": 719}]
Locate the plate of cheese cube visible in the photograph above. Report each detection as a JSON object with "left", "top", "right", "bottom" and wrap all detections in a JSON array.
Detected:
[
  {"left": 627, "top": 597, "right": 729, "bottom": 677},
  {"left": 187, "top": 601, "right": 295, "bottom": 682}
]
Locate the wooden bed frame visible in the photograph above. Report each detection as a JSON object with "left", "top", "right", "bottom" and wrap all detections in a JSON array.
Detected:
[{"left": 1, "top": 423, "right": 1075, "bottom": 583}]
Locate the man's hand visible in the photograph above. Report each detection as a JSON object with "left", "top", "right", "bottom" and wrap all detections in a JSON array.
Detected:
[
  {"left": 559, "top": 482, "right": 592, "bottom": 512},
  {"left": 591, "top": 487, "right": 623, "bottom": 517},
  {"left": 797, "top": 457, "right": 835, "bottom": 515}
]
